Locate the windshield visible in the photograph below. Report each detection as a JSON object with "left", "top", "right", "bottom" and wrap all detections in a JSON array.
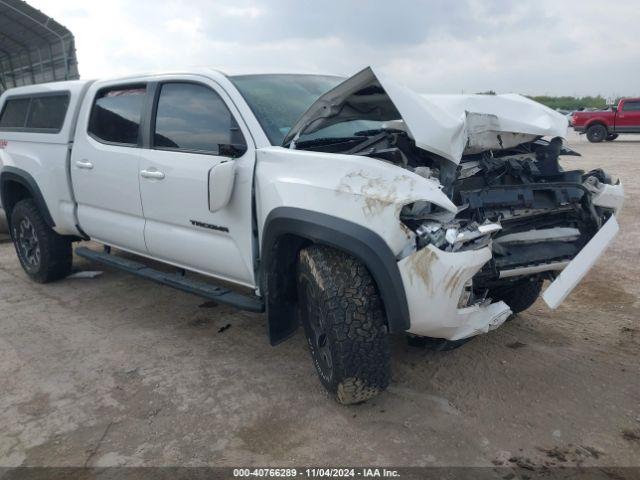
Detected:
[{"left": 231, "top": 74, "right": 381, "bottom": 145}]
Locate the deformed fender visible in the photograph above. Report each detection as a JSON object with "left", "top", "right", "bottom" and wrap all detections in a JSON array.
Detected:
[
  {"left": 261, "top": 207, "right": 410, "bottom": 345},
  {"left": 0, "top": 166, "right": 55, "bottom": 228}
]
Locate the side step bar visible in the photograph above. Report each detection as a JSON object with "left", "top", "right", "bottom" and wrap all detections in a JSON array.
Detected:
[{"left": 75, "top": 246, "right": 265, "bottom": 313}]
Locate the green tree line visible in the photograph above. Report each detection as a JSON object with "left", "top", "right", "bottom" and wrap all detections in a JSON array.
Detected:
[
  {"left": 476, "top": 91, "right": 615, "bottom": 111},
  {"left": 527, "top": 95, "right": 610, "bottom": 111}
]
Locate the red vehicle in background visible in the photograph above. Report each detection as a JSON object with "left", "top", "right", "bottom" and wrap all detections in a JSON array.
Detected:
[{"left": 572, "top": 98, "right": 640, "bottom": 142}]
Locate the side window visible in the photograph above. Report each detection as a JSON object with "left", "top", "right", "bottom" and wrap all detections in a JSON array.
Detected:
[
  {"left": 622, "top": 101, "right": 640, "bottom": 112},
  {"left": 88, "top": 85, "right": 146, "bottom": 145},
  {"left": 0, "top": 98, "right": 30, "bottom": 128},
  {"left": 0, "top": 94, "right": 69, "bottom": 131},
  {"left": 26, "top": 95, "right": 70, "bottom": 130},
  {"left": 153, "top": 82, "right": 244, "bottom": 155}
]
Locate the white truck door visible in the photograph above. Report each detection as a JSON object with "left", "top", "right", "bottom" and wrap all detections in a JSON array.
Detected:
[
  {"left": 71, "top": 82, "right": 148, "bottom": 253},
  {"left": 138, "top": 80, "right": 256, "bottom": 287}
]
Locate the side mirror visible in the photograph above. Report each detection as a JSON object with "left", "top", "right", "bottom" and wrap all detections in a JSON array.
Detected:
[
  {"left": 611, "top": 106, "right": 617, "bottom": 112},
  {"left": 208, "top": 161, "right": 235, "bottom": 212}
]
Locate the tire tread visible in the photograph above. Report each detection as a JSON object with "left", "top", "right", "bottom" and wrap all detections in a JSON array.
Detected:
[
  {"left": 297, "top": 245, "right": 390, "bottom": 405},
  {"left": 11, "top": 199, "right": 72, "bottom": 283}
]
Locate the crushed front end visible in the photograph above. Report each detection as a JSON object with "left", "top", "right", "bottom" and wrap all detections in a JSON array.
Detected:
[
  {"left": 398, "top": 137, "right": 623, "bottom": 340},
  {"left": 283, "top": 66, "right": 624, "bottom": 341}
]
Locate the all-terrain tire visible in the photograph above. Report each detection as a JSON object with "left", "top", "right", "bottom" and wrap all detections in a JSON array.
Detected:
[
  {"left": 296, "top": 245, "right": 391, "bottom": 405},
  {"left": 489, "top": 278, "right": 543, "bottom": 314},
  {"left": 605, "top": 133, "right": 619, "bottom": 141},
  {"left": 586, "top": 124, "right": 607, "bottom": 143},
  {"left": 10, "top": 199, "right": 72, "bottom": 283}
]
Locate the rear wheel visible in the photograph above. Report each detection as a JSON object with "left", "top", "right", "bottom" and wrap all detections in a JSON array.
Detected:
[
  {"left": 297, "top": 245, "right": 390, "bottom": 405},
  {"left": 10, "top": 199, "right": 72, "bottom": 283},
  {"left": 586, "top": 124, "right": 607, "bottom": 143},
  {"left": 605, "top": 133, "right": 619, "bottom": 141},
  {"left": 488, "top": 278, "right": 543, "bottom": 314}
]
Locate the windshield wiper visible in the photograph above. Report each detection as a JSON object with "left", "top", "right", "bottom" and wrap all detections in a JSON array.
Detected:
[
  {"left": 354, "top": 127, "right": 404, "bottom": 137},
  {"left": 294, "top": 136, "right": 368, "bottom": 149},
  {"left": 345, "top": 131, "right": 390, "bottom": 154}
]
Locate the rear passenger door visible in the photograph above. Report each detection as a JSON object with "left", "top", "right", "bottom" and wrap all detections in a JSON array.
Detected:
[
  {"left": 71, "top": 82, "right": 148, "bottom": 253},
  {"left": 615, "top": 100, "right": 640, "bottom": 133},
  {"left": 138, "top": 78, "right": 257, "bottom": 287}
]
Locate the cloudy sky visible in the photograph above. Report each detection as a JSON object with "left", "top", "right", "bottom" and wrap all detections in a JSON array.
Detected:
[{"left": 31, "top": 0, "right": 640, "bottom": 98}]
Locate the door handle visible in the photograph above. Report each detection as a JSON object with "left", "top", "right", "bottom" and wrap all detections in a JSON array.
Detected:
[
  {"left": 75, "top": 159, "right": 93, "bottom": 169},
  {"left": 140, "top": 169, "right": 165, "bottom": 180}
]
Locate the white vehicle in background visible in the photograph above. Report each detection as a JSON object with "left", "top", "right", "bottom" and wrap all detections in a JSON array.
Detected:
[{"left": 0, "top": 67, "right": 624, "bottom": 404}]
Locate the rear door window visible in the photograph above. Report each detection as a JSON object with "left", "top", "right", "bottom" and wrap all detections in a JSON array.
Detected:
[{"left": 88, "top": 85, "right": 146, "bottom": 145}]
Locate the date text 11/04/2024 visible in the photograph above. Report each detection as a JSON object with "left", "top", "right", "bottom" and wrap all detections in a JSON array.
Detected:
[{"left": 233, "top": 468, "right": 401, "bottom": 477}]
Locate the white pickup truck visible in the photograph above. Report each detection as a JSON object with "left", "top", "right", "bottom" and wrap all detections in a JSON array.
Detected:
[{"left": 0, "top": 67, "right": 624, "bottom": 404}]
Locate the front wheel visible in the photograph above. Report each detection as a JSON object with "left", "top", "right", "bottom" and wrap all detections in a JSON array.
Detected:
[
  {"left": 10, "top": 199, "right": 72, "bottom": 283},
  {"left": 297, "top": 245, "right": 390, "bottom": 405}
]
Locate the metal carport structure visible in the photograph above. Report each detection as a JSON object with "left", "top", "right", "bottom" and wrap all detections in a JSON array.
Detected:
[{"left": 0, "top": 0, "right": 79, "bottom": 94}]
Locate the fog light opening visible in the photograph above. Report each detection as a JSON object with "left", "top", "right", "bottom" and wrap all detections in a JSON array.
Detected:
[{"left": 457, "top": 279, "right": 474, "bottom": 308}]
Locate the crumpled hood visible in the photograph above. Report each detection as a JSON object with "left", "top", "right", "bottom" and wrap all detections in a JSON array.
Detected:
[
  {"left": 423, "top": 93, "right": 569, "bottom": 155},
  {"left": 283, "top": 66, "right": 568, "bottom": 164}
]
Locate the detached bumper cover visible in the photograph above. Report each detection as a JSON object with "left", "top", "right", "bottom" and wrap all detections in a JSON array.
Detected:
[{"left": 542, "top": 215, "right": 619, "bottom": 309}]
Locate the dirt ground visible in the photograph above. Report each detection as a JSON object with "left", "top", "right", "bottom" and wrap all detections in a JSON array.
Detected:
[{"left": 0, "top": 132, "right": 638, "bottom": 468}]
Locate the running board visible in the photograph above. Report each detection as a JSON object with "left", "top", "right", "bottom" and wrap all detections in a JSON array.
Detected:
[{"left": 75, "top": 247, "right": 265, "bottom": 313}]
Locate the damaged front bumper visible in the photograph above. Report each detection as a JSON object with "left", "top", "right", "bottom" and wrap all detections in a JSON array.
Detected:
[
  {"left": 398, "top": 209, "right": 622, "bottom": 341},
  {"left": 398, "top": 244, "right": 512, "bottom": 341}
]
